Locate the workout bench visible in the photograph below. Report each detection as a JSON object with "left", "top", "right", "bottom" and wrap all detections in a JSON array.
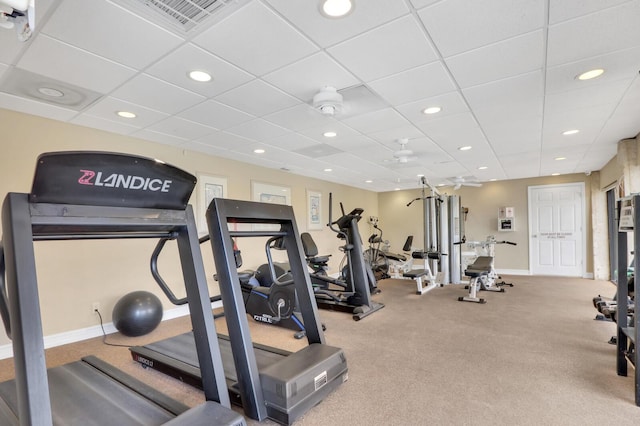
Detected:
[{"left": 400, "top": 250, "right": 443, "bottom": 295}]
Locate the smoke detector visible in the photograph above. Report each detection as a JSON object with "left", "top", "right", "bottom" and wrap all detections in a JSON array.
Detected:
[{"left": 312, "top": 86, "right": 343, "bottom": 116}]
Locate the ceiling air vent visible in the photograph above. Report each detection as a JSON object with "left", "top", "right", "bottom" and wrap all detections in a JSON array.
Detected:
[{"left": 112, "top": 0, "right": 250, "bottom": 33}]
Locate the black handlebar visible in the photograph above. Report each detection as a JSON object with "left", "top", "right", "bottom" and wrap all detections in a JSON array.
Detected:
[{"left": 150, "top": 235, "right": 221, "bottom": 306}]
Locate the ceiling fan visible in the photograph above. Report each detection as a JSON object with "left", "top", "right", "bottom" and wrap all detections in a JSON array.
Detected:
[
  {"left": 311, "top": 85, "right": 388, "bottom": 117},
  {"left": 389, "top": 138, "right": 418, "bottom": 164},
  {"left": 446, "top": 176, "right": 483, "bottom": 190}
]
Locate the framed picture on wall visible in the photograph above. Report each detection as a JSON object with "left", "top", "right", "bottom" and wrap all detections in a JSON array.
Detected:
[
  {"left": 251, "top": 181, "right": 291, "bottom": 205},
  {"left": 307, "top": 190, "right": 323, "bottom": 231},
  {"left": 197, "top": 173, "right": 227, "bottom": 233}
]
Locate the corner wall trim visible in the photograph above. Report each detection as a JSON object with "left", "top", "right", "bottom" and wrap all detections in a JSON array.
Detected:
[{"left": 0, "top": 300, "right": 222, "bottom": 361}]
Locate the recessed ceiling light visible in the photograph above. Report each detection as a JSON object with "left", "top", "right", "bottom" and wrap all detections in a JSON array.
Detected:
[
  {"left": 188, "top": 70, "right": 212, "bottom": 82},
  {"left": 253, "top": 148, "right": 265, "bottom": 154},
  {"left": 323, "top": 131, "right": 337, "bottom": 138},
  {"left": 422, "top": 106, "right": 441, "bottom": 115},
  {"left": 365, "top": 180, "right": 373, "bottom": 183},
  {"left": 562, "top": 129, "right": 580, "bottom": 136},
  {"left": 555, "top": 157, "right": 566, "bottom": 161},
  {"left": 38, "top": 87, "right": 64, "bottom": 97},
  {"left": 577, "top": 68, "right": 604, "bottom": 81},
  {"left": 490, "top": 178, "right": 497, "bottom": 181},
  {"left": 324, "top": 168, "right": 332, "bottom": 172},
  {"left": 116, "top": 111, "right": 136, "bottom": 119},
  {"left": 478, "top": 166, "right": 488, "bottom": 170},
  {"left": 394, "top": 188, "right": 401, "bottom": 191},
  {"left": 417, "top": 174, "right": 424, "bottom": 177},
  {"left": 458, "top": 146, "right": 472, "bottom": 151},
  {"left": 319, "top": 0, "right": 354, "bottom": 18},
  {"left": 551, "top": 173, "right": 560, "bottom": 176}
]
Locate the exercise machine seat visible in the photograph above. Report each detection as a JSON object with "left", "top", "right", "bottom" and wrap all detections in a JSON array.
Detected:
[{"left": 301, "top": 232, "right": 331, "bottom": 264}]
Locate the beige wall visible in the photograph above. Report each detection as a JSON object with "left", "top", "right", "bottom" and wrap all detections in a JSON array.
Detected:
[
  {"left": 0, "top": 109, "right": 378, "bottom": 346},
  {"left": 379, "top": 174, "right": 594, "bottom": 274}
]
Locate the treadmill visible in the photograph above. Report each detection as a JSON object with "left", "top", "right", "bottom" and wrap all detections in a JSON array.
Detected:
[
  {"left": 0, "top": 151, "right": 245, "bottom": 425},
  {"left": 130, "top": 198, "right": 348, "bottom": 425}
]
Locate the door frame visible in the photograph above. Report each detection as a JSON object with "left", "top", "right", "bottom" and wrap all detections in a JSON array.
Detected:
[{"left": 527, "top": 182, "right": 586, "bottom": 277}]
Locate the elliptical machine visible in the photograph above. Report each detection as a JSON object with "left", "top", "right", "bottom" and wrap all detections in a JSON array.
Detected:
[
  {"left": 151, "top": 234, "right": 307, "bottom": 338},
  {"left": 300, "top": 194, "right": 384, "bottom": 321}
]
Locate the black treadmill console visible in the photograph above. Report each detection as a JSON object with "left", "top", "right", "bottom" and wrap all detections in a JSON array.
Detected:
[
  {"left": 333, "top": 207, "right": 364, "bottom": 231},
  {"left": 30, "top": 151, "right": 196, "bottom": 210}
]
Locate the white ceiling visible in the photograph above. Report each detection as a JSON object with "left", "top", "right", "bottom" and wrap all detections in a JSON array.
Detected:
[{"left": 0, "top": 0, "right": 639, "bottom": 192}]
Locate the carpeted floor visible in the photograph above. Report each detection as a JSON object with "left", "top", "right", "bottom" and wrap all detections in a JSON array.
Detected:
[{"left": 0, "top": 275, "right": 638, "bottom": 425}]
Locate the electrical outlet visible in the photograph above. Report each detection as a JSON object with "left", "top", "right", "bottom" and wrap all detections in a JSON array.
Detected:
[{"left": 92, "top": 302, "right": 100, "bottom": 314}]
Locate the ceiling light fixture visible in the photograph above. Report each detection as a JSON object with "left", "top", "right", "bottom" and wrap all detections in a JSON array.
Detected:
[
  {"left": 490, "top": 178, "right": 497, "bottom": 181},
  {"left": 365, "top": 180, "right": 373, "bottom": 183},
  {"left": 37, "top": 87, "right": 64, "bottom": 97},
  {"left": 188, "top": 70, "right": 212, "bottom": 82},
  {"left": 551, "top": 173, "right": 560, "bottom": 176},
  {"left": 422, "top": 106, "right": 441, "bottom": 115},
  {"left": 562, "top": 129, "right": 580, "bottom": 135},
  {"left": 458, "top": 146, "right": 472, "bottom": 151},
  {"left": 577, "top": 68, "right": 604, "bottom": 81},
  {"left": 253, "top": 148, "right": 265, "bottom": 154},
  {"left": 555, "top": 157, "right": 566, "bottom": 161},
  {"left": 324, "top": 168, "right": 332, "bottom": 172},
  {"left": 478, "top": 166, "right": 488, "bottom": 170},
  {"left": 116, "top": 111, "right": 136, "bottom": 119},
  {"left": 319, "top": 0, "right": 354, "bottom": 18},
  {"left": 323, "top": 131, "right": 337, "bottom": 138}
]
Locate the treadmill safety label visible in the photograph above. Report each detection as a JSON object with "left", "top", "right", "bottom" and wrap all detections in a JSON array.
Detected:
[{"left": 314, "top": 371, "right": 328, "bottom": 390}]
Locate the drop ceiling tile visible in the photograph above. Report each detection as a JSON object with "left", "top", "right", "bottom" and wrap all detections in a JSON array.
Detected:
[
  {"left": 296, "top": 120, "right": 367, "bottom": 143},
  {"left": 0, "top": 92, "right": 78, "bottom": 121},
  {"left": 410, "top": 0, "right": 442, "bottom": 8},
  {"left": 225, "top": 118, "right": 290, "bottom": 141},
  {"left": 294, "top": 144, "right": 344, "bottom": 159},
  {"left": 131, "top": 128, "right": 188, "bottom": 146},
  {"left": 0, "top": 63, "right": 7, "bottom": 78},
  {"left": 416, "top": 112, "right": 488, "bottom": 153},
  {"left": 263, "top": 104, "right": 335, "bottom": 132},
  {"left": 328, "top": 15, "right": 438, "bottom": 82},
  {"left": 547, "top": 1, "right": 640, "bottom": 66},
  {"left": 111, "top": 74, "right": 205, "bottom": 115},
  {"left": 146, "top": 116, "right": 216, "bottom": 141},
  {"left": 368, "top": 125, "right": 426, "bottom": 147},
  {"left": 179, "top": 100, "right": 254, "bottom": 130},
  {"left": 464, "top": 71, "right": 544, "bottom": 125},
  {"left": 445, "top": 30, "right": 544, "bottom": 89},
  {"left": 341, "top": 108, "right": 411, "bottom": 135},
  {"left": 80, "top": 96, "right": 169, "bottom": 128},
  {"left": 549, "top": 0, "right": 632, "bottom": 24},
  {"left": 419, "top": 0, "right": 545, "bottom": 57},
  {"left": 41, "top": 0, "right": 183, "bottom": 69},
  {"left": 145, "top": 43, "right": 254, "bottom": 98},
  {"left": 193, "top": 1, "right": 318, "bottom": 76},
  {"left": 265, "top": 0, "right": 409, "bottom": 48},
  {"left": 182, "top": 140, "right": 230, "bottom": 158},
  {"left": 545, "top": 46, "right": 640, "bottom": 94},
  {"left": 70, "top": 114, "right": 139, "bottom": 136},
  {"left": 263, "top": 132, "right": 319, "bottom": 151},
  {"left": 17, "top": 35, "right": 136, "bottom": 93},
  {"left": 368, "top": 61, "right": 455, "bottom": 105},
  {"left": 544, "top": 80, "right": 633, "bottom": 115},
  {"left": 194, "top": 130, "right": 254, "bottom": 150},
  {"left": 262, "top": 52, "right": 359, "bottom": 101},
  {"left": 482, "top": 116, "right": 542, "bottom": 155},
  {"left": 395, "top": 91, "right": 469, "bottom": 125},
  {"left": 215, "top": 80, "right": 300, "bottom": 117}
]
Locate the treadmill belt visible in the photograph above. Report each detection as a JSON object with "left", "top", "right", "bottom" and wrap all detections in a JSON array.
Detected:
[
  {"left": 0, "top": 360, "right": 177, "bottom": 426},
  {"left": 143, "top": 332, "right": 286, "bottom": 383}
]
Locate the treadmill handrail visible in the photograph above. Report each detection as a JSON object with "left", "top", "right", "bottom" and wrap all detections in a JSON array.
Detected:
[
  {"left": 150, "top": 235, "right": 220, "bottom": 306},
  {"left": 0, "top": 243, "right": 10, "bottom": 339}
]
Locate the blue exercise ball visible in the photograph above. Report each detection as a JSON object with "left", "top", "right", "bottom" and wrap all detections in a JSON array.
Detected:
[{"left": 112, "top": 291, "right": 163, "bottom": 337}]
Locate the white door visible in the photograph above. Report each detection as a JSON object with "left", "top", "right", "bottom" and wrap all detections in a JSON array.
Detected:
[{"left": 529, "top": 183, "right": 585, "bottom": 276}]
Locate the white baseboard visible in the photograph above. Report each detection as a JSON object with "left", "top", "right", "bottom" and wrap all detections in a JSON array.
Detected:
[{"left": 0, "top": 300, "right": 222, "bottom": 361}]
